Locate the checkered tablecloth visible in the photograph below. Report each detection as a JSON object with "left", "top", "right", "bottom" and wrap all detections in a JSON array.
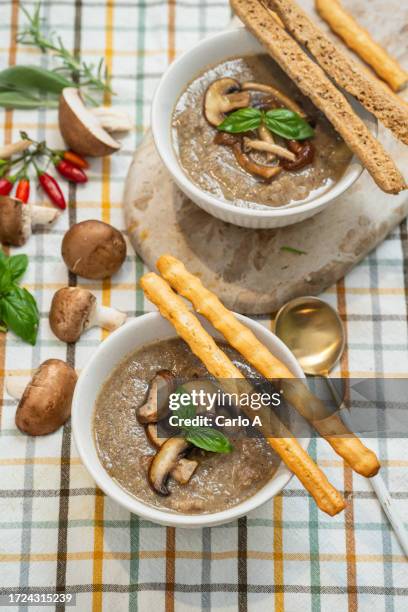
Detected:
[{"left": 1, "top": 1, "right": 408, "bottom": 610}]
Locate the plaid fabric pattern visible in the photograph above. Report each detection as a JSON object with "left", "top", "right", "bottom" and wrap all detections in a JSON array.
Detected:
[{"left": 0, "top": 1, "right": 407, "bottom": 610}]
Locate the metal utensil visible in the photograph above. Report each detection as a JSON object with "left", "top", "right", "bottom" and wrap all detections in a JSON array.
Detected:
[{"left": 275, "top": 296, "right": 408, "bottom": 558}]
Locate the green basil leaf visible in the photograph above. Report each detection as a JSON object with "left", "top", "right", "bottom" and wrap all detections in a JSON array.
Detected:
[
  {"left": 0, "top": 321, "right": 7, "bottom": 333},
  {"left": 217, "top": 107, "right": 262, "bottom": 133},
  {"left": 280, "top": 246, "right": 307, "bottom": 255},
  {"left": 8, "top": 254, "right": 29, "bottom": 282},
  {"left": 0, "top": 90, "right": 59, "bottom": 109},
  {"left": 185, "top": 428, "right": 233, "bottom": 454},
  {"left": 264, "top": 109, "right": 315, "bottom": 140},
  {"left": 0, "top": 266, "right": 12, "bottom": 295},
  {"left": 0, "top": 65, "right": 73, "bottom": 95},
  {"left": 0, "top": 286, "right": 39, "bottom": 345}
]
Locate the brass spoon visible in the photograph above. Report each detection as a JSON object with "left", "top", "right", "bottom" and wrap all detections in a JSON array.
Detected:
[{"left": 275, "top": 296, "right": 408, "bottom": 557}]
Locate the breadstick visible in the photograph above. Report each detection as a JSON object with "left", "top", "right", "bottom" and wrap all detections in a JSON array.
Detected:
[
  {"left": 315, "top": 0, "right": 408, "bottom": 93},
  {"left": 141, "top": 272, "right": 346, "bottom": 516},
  {"left": 267, "top": 0, "right": 408, "bottom": 145},
  {"left": 230, "top": 0, "right": 406, "bottom": 195},
  {"left": 157, "top": 255, "right": 380, "bottom": 478}
]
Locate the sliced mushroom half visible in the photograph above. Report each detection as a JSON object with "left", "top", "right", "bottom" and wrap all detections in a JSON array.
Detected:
[
  {"left": 242, "top": 81, "right": 306, "bottom": 118},
  {"left": 243, "top": 137, "right": 296, "bottom": 162},
  {"left": 204, "top": 78, "right": 250, "bottom": 126},
  {"left": 137, "top": 370, "right": 176, "bottom": 424},
  {"left": 280, "top": 140, "right": 315, "bottom": 171},
  {"left": 214, "top": 132, "right": 282, "bottom": 181},
  {"left": 148, "top": 437, "right": 190, "bottom": 496},
  {"left": 146, "top": 424, "right": 198, "bottom": 485}
]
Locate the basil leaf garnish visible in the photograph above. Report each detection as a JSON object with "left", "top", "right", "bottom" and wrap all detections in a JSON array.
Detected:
[
  {"left": 264, "top": 109, "right": 315, "bottom": 140},
  {"left": 172, "top": 386, "right": 233, "bottom": 453},
  {"left": 1, "top": 286, "right": 39, "bottom": 345},
  {"left": 185, "top": 428, "right": 234, "bottom": 454},
  {"left": 217, "top": 107, "right": 262, "bottom": 133},
  {"left": 216, "top": 106, "right": 314, "bottom": 141}
]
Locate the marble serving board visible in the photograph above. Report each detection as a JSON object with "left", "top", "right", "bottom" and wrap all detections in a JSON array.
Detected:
[{"left": 123, "top": 0, "right": 408, "bottom": 315}]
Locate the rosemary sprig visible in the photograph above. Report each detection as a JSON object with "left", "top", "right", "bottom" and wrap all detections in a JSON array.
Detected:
[{"left": 17, "top": 3, "right": 113, "bottom": 101}]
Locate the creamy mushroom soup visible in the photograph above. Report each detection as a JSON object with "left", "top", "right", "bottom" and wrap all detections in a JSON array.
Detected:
[
  {"left": 172, "top": 54, "right": 352, "bottom": 209},
  {"left": 94, "top": 338, "right": 279, "bottom": 514}
]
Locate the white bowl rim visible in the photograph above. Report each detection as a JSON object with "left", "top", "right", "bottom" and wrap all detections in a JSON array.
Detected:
[
  {"left": 72, "top": 311, "right": 307, "bottom": 528},
  {"left": 151, "top": 27, "right": 377, "bottom": 220}
]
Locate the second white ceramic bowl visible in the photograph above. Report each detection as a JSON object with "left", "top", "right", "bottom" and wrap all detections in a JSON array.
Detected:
[
  {"left": 72, "top": 312, "right": 308, "bottom": 528},
  {"left": 152, "top": 27, "right": 377, "bottom": 229}
]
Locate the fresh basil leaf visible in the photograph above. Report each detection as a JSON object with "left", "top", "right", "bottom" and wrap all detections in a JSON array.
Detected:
[
  {"left": 0, "top": 90, "right": 59, "bottom": 109},
  {"left": 0, "top": 285, "right": 39, "bottom": 345},
  {"left": 185, "top": 427, "right": 233, "bottom": 454},
  {"left": 0, "top": 266, "right": 12, "bottom": 295},
  {"left": 0, "top": 321, "right": 7, "bottom": 333},
  {"left": 8, "top": 254, "right": 28, "bottom": 282},
  {"left": 264, "top": 109, "right": 315, "bottom": 140},
  {"left": 217, "top": 107, "right": 262, "bottom": 133},
  {"left": 0, "top": 65, "right": 73, "bottom": 95},
  {"left": 280, "top": 246, "right": 307, "bottom": 255}
]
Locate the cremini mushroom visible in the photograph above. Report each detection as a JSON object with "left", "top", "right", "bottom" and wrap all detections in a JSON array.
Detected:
[
  {"left": 49, "top": 287, "right": 127, "bottom": 343},
  {"left": 148, "top": 437, "right": 190, "bottom": 495},
  {"left": 145, "top": 424, "right": 198, "bottom": 485},
  {"left": 243, "top": 137, "right": 297, "bottom": 162},
  {"left": 0, "top": 196, "right": 59, "bottom": 247},
  {"left": 61, "top": 220, "right": 127, "bottom": 280},
  {"left": 214, "top": 132, "right": 282, "bottom": 180},
  {"left": 7, "top": 359, "right": 77, "bottom": 436},
  {"left": 242, "top": 81, "right": 307, "bottom": 118},
  {"left": 204, "top": 78, "right": 250, "bottom": 126},
  {"left": 59, "top": 88, "right": 121, "bottom": 157},
  {"left": 281, "top": 140, "right": 315, "bottom": 171},
  {"left": 137, "top": 370, "right": 176, "bottom": 424}
]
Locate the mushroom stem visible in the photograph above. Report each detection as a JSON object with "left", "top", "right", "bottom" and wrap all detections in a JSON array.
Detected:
[
  {"left": 243, "top": 137, "right": 297, "bottom": 161},
  {"left": 89, "top": 304, "right": 127, "bottom": 332},
  {"left": 31, "top": 205, "right": 60, "bottom": 227},
  {"left": 242, "top": 81, "right": 306, "bottom": 117},
  {"left": 258, "top": 125, "right": 276, "bottom": 162},
  {"left": 90, "top": 107, "right": 133, "bottom": 133},
  {"left": 6, "top": 376, "right": 30, "bottom": 400}
]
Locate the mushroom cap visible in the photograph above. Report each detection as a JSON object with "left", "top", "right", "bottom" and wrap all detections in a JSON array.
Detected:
[
  {"left": 50, "top": 287, "right": 96, "bottom": 343},
  {"left": 15, "top": 359, "right": 77, "bottom": 436},
  {"left": 0, "top": 196, "right": 31, "bottom": 247},
  {"left": 61, "top": 220, "right": 127, "bottom": 280},
  {"left": 59, "top": 88, "right": 121, "bottom": 157},
  {"left": 204, "top": 78, "right": 250, "bottom": 126}
]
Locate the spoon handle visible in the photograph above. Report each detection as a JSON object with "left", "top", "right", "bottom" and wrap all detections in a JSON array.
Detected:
[
  {"left": 323, "top": 375, "right": 408, "bottom": 560},
  {"left": 370, "top": 474, "right": 408, "bottom": 559}
]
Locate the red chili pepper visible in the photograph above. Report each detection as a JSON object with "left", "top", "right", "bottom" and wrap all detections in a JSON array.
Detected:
[
  {"left": 0, "top": 174, "right": 18, "bottom": 196},
  {"left": 55, "top": 159, "right": 88, "bottom": 183},
  {"left": 15, "top": 178, "right": 30, "bottom": 203},
  {"left": 63, "top": 150, "right": 89, "bottom": 170},
  {"left": 38, "top": 172, "right": 66, "bottom": 210}
]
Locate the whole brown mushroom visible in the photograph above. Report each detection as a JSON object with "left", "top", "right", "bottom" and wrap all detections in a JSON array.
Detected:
[
  {"left": 0, "top": 196, "right": 59, "bottom": 247},
  {"left": 61, "top": 220, "right": 127, "bottom": 279},
  {"left": 49, "top": 287, "right": 127, "bottom": 343},
  {"left": 7, "top": 359, "right": 77, "bottom": 436}
]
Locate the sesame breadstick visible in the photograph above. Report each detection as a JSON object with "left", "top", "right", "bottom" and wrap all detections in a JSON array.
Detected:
[
  {"left": 157, "top": 255, "right": 380, "bottom": 479},
  {"left": 140, "top": 272, "right": 346, "bottom": 516}
]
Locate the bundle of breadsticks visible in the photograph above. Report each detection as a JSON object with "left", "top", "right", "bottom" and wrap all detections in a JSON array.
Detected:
[
  {"left": 140, "top": 255, "right": 381, "bottom": 516},
  {"left": 231, "top": 0, "right": 407, "bottom": 195}
]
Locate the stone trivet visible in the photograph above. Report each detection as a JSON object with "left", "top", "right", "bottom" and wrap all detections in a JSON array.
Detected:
[{"left": 123, "top": 1, "right": 408, "bottom": 315}]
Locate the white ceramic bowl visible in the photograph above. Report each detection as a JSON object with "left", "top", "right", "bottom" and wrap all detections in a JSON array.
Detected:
[
  {"left": 152, "top": 27, "right": 377, "bottom": 229},
  {"left": 72, "top": 312, "right": 307, "bottom": 528}
]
